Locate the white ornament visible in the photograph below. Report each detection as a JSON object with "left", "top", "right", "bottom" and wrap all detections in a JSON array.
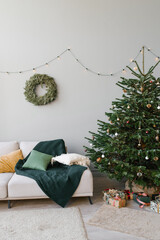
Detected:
[
  {"left": 115, "top": 132, "right": 118, "bottom": 136},
  {"left": 145, "top": 156, "right": 149, "bottom": 160},
  {"left": 157, "top": 106, "right": 160, "bottom": 110},
  {"left": 137, "top": 172, "right": 142, "bottom": 177},
  {"left": 102, "top": 154, "right": 105, "bottom": 158},
  {"left": 90, "top": 143, "right": 93, "bottom": 146}
]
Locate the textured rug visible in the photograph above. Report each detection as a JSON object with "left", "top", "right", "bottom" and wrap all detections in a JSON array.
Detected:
[
  {"left": 88, "top": 204, "right": 160, "bottom": 240},
  {"left": 0, "top": 207, "right": 88, "bottom": 240}
]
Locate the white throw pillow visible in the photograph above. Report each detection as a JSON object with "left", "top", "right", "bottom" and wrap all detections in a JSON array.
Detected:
[{"left": 51, "top": 153, "right": 90, "bottom": 166}]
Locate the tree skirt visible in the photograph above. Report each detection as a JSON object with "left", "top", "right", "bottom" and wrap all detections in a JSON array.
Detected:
[
  {"left": 0, "top": 207, "right": 88, "bottom": 240},
  {"left": 88, "top": 204, "right": 160, "bottom": 240}
]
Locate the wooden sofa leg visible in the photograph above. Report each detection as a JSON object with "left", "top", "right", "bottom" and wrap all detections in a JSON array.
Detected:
[
  {"left": 8, "top": 200, "right": 11, "bottom": 209},
  {"left": 88, "top": 197, "right": 93, "bottom": 205}
]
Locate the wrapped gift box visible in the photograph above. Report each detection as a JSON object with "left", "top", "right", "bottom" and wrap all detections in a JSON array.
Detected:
[
  {"left": 124, "top": 190, "right": 133, "bottom": 200},
  {"left": 103, "top": 189, "right": 117, "bottom": 204},
  {"left": 150, "top": 196, "right": 160, "bottom": 213},
  {"left": 109, "top": 197, "right": 126, "bottom": 208},
  {"left": 133, "top": 192, "right": 150, "bottom": 208},
  {"left": 103, "top": 188, "right": 127, "bottom": 207},
  {"left": 103, "top": 188, "right": 128, "bottom": 203}
]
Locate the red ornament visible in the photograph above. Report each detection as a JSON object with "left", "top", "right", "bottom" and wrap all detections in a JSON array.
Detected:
[
  {"left": 150, "top": 80, "right": 153, "bottom": 83},
  {"left": 126, "top": 121, "right": 129, "bottom": 124},
  {"left": 146, "top": 131, "right": 149, "bottom": 134}
]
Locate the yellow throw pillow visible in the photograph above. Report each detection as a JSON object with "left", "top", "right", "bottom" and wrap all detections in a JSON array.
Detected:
[{"left": 0, "top": 149, "right": 24, "bottom": 173}]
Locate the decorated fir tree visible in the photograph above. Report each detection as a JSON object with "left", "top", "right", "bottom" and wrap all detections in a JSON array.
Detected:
[{"left": 85, "top": 58, "right": 160, "bottom": 190}]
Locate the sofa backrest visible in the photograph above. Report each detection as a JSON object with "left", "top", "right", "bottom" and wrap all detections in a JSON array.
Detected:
[
  {"left": 0, "top": 141, "right": 66, "bottom": 159},
  {"left": 19, "top": 142, "right": 38, "bottom": 158},
  {"left": 0, "top": 141, "right": 19, "bottom": 156}
]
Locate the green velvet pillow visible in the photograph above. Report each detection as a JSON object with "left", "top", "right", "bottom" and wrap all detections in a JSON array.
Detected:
[{"left": 22, "top": 150, "right": 52, "bottom": 171}]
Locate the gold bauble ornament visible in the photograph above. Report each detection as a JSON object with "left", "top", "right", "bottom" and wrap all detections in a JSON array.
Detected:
[
  {"left": 123, "top": 89, "right": 127, "bottom": 93},
  {"left": 107, "top": 129, "right": 110, "bottom": 133},
  {"left": 154, "top": 157, "right": 159, "bottom": 161},
  {"left": 141, "top": 143, "right": 146, "bottom": 149},
  {"left": 146, "top": 104, "right": 152, "bottom": 108},
  {"left": 140, "top": 87, "right": 144, "bottom": 92},
  {"left": 110, "top": 121, "right": 113, "bottom": 124},
  {"left": 96, "top": 157, "right": 102, "bottom": 163},
  {"left": 153, "top": 124, "right": 156, "bottom": 128}
]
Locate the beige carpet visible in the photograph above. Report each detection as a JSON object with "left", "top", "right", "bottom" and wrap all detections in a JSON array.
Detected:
[
  {"left": 0, "top": 207, "right": 88, "bottom": 240},
  {"left": 88, "top": 204, "right": 160, "bottom": 240}
]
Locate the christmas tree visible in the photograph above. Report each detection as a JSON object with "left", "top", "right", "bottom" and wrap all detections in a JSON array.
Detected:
[{"left": 84, "top": 55, "right": 160, "bottom": 190}]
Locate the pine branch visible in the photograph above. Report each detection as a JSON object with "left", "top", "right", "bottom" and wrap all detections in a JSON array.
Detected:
[
  {"left": 126, "top": 66, "right": 141, "bottom": 78},
  {"left": 134, "top": 61, "right": 144, "bottom": 76}
]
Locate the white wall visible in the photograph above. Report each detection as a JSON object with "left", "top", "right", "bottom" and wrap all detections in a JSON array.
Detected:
[{"left": 0, "top": 0, "right": 160, "bottom": 153}]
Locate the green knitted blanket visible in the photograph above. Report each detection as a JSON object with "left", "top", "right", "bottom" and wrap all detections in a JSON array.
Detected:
[{"left": 15, "top": 139, "right": 87, "bottom": 207}]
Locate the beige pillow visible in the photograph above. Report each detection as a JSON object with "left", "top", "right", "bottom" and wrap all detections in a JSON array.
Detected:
[
  {"left": 51, "top": 153, "right": 90, "bottom": 166},
  {"left": 0, "top": 149, "right": 24, "bottom": 173}
]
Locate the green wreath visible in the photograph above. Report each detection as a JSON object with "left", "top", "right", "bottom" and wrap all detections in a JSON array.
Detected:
[{"left": 24, "top": 74, "right": 57, "bottom": 106}]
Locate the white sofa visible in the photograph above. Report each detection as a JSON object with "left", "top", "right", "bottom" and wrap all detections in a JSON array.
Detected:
[{"left": 0, "top": 141, "right": 93, "bottom": 208}]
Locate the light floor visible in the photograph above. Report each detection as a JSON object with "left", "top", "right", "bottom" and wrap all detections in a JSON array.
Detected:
[{"left": 0, "top": 176, "right": 148, "bottom": 240}]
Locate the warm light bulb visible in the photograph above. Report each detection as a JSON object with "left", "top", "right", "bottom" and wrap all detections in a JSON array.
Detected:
[
  {"left": 57, "top": 56, "right": 60, "bottom": 60},
  {"left": 133, "top": 66, "right": 138, "bottom": 71},
  {"left": 45, "top": 63, "right": 49, "bottom": 67},
  {"left": 155, "top": 57, "right": 159, "bottom": 62},
  {"left": 122, "top": 69, "right": 126, "bottom": 74},
  {"left": 33, "top": 68, "right": 36, "bottom": 72},
  {"left": 130, "top": 58, "right": 134, "bottom": 63}
]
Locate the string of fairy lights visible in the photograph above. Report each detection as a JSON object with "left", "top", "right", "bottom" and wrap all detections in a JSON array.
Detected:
[{"left": 1, "top": 45, "right": 160, "bottom": 76}]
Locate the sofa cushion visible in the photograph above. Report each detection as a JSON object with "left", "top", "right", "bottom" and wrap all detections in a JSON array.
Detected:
[
  {"left": 0, "top": 149, "right": 24, "bottom": 173},
  {"left": 0, "top": 173, "right": 14, "bottom": 198},
  {"left": 19, "top": 141, "right": 38, "bottom": 158},
  {"left": 0, "top": 141, "right": 19, "bottom": 156},
  {"left": 8, "top": 173, "right": 46, "bottom": 198},
  {"left": 22, "top": 150, "right": 52, "bottom": 171},
  {"left": 8, "top": 168, "right": 93, "bottom": 198}
]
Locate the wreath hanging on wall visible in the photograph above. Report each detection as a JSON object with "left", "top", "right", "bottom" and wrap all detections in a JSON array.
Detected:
[{"left": 24, "top": 74, "right": 57, "bottom": 106}]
